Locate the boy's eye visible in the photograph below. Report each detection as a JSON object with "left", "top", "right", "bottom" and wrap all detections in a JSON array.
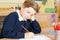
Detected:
[
  {"left": 31, "top": 14, "right": 33, "bottom": 16},
  {"left": 27, "top": 11, "right": 30, "bottom": 13}
]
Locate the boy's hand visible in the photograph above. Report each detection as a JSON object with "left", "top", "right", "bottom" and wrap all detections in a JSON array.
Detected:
[
  {"left": 25, "top": 32, "right": 35, "bottom": 38},
  {"left": 30, "top": 15, "right": 35, "bottom": 21}
]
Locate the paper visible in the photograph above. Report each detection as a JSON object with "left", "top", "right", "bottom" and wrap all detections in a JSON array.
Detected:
[{"left": 19, "top": 35, "right": 51, "bottom": 40}]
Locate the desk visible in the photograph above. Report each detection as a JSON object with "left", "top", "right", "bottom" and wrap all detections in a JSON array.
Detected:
[{"left": 0, "top": 34, "right": 54, "bottom": 40}]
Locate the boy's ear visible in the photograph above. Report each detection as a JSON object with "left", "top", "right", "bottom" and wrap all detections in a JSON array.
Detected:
[{"left": 21, "top": 5, "right": 25, "bottom": 10}]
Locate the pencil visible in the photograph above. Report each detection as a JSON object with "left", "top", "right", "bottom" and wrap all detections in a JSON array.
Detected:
[{"left": 22, "top": 25, "right": 29, "bottom": 32}]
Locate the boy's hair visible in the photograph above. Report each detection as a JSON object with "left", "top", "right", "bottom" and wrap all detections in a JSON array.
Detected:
[{"left": 23, "top": 0, "right": 40, "bottom": 13}]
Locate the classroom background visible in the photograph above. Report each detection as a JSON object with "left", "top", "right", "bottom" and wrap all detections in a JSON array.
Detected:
[{"left": 0, "top": 0, "right": 60, "bottom": 40}]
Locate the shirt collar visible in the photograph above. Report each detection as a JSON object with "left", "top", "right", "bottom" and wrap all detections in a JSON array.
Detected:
[{"left": 16, "top": 10, "right": 24, "bottom": 21}]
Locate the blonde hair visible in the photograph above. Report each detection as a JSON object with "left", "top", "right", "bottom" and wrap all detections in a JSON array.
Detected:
[{"left": 23, "top": 0, "right": 40, "bottom": 13}]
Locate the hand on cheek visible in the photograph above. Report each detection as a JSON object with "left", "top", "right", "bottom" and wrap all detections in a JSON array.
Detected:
[{"left": 30, "top": 15, "right": 35, "bottom": 21}]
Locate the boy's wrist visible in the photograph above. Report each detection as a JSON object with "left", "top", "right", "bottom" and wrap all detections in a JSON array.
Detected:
[
  {"left": 31, "top": 18, "right": 35, "bottom": 21},
  {"left": 31, "top": 16, "right": 35, "bottom": 21}
]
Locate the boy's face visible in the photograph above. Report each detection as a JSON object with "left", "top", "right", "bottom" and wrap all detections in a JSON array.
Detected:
[{"left": 21, "top": 6, "right": 36, "bottom": 19}]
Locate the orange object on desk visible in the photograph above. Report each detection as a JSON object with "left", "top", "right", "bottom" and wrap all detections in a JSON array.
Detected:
[{"left": 54, "top": 23, "right": 60, "bottom": 30}]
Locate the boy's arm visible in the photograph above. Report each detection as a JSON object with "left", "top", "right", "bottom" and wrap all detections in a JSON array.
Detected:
[
  {"left": 1, "top": 13, "right": 18, "bottom": 38},
  {"left": 31, "top": 20, "right": 41, "bottom": 34}
]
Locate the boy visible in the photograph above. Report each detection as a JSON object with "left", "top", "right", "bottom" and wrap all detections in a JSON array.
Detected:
[{"left": 1, "top": 0, "right": 41, "bottom": 39}]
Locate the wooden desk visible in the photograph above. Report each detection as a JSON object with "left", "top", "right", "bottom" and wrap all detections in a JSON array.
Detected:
[{"left": 0, "top": 34, "right": 54, "bottom": 40}]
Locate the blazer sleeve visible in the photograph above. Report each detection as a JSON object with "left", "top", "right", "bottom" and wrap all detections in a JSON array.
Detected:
[
  {"left": 1, "top": 13, "right": 17, "bottom": 38},
  {"left": 31, "top": 20, "right": 41, "bottom": 34}
]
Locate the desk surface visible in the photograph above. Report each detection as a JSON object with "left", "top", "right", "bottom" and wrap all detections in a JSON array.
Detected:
[{"left": 0, "top": 34, "right": 54, "bottom": 40}]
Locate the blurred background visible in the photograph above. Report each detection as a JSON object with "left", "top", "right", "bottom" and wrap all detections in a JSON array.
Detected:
[{"left": 0, "top": 0, "right": 60, "bottom": 40}]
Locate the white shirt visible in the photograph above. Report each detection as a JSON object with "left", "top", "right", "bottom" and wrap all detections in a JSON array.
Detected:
[{"left": 16, "top": 10, "right": 24, "bottom": 21}]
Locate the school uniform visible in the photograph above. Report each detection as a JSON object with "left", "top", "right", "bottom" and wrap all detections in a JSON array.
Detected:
[{"left": 1, "top": 11, "right": 41, "bottom": 39}]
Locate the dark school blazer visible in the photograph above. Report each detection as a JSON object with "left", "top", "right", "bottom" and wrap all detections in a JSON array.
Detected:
[{"left": 1, "top": 12, "right": 41, "bottom": 39}]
